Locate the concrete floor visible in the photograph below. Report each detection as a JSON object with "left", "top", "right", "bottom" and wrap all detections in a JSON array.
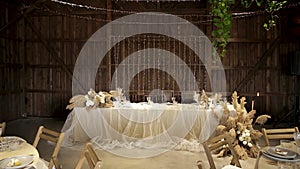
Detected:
[
  {"left": 5, "top": 117, "right": 205, "bottom": 169},
  {"left": 4, "top": 117, "right": 285, "bottom": 169}
]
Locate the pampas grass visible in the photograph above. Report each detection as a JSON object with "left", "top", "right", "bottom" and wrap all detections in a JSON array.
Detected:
[{"left": 214, "top": 91, "right": 271, "bottom": 159}]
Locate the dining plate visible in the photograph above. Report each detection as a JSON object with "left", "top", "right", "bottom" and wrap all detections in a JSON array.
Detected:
[
  {"left": 263, "top": 151, "right": 300, "bottom": 162},
  {"left": 1, "top": 136, "right": 26, "bottom": 143},
  {"left": 0, "top": 155, "right": 34, "bottom": 169},
  {"left": 266, "top": 147, "right": 297, "bottom": 159}
]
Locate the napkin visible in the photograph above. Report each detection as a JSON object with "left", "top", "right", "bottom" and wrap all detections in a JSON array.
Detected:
[{"left": 221, "top": 165, "right": 241, "bottom": 169}]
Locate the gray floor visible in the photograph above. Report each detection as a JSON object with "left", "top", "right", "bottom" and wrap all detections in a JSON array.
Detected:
[
  {"left": 5, "top": 117, "right": 83, "bottom": 168},
  {"left": 4, "top": 117, "right": 204, "bottom": 169},
  {"left": 4, "top": 117, "right": 291, "bottom": 169}
]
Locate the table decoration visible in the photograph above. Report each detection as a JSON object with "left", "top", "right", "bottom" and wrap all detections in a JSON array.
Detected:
[
  {"left": 213, "top": 91, "right": 271, "bottom": 159},
  {"left": 193, "top": 90, "right": 212, "bottom": 108},
  {"left": 0, "top": 137, "right": 26, "bottom": 152},
  {"left": 66, "top": 88, "right": 114, "bottom": 110},
  {"left": 0, "top": 155, "right": 34, "bottom": 169}
]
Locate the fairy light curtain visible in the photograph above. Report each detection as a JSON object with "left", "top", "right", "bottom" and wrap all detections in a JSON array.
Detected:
[{"left": 46, "top": 0, "right": 300, "bottom": 102}]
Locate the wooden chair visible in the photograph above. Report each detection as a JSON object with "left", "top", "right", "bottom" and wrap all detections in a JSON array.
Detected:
[
  {"left": 52, "top": 156, "right": 62, "bottom": 169},
  {"left": 33, "top": 126, "right": 65, "bottom": 169},
  {"left": 202, "top": 133, "right": 241, "bottom": 169},
  {"left": 262, "top": 127, "right": 299, "bottom": 146},
  {"left": 74, "top": 142, "right": 103, "bottom": 169},
  {"left": 0, "top": 122, "right": 6, "bottom": 136}
]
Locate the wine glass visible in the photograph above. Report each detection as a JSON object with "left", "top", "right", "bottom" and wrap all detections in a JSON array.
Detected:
[
  {"left": 146, "top": 96, "right": 151, "bottom": 104},
  {"left": 171, "top": 97, "right": 177, "bottom": 105},
  {"left": 293, "top": 132, "right": 300, "bottom": 146},
  {"left": 171, "top": 97, "right": 175, "bottom": 103}
]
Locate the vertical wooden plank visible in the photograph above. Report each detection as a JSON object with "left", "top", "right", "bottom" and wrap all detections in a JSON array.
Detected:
[{"left": 107, "top": 0, "right": 112, "bottom": 91}]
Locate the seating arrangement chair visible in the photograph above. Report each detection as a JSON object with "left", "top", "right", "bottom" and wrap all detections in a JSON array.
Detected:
[
  {"left": 202, "top": 132, "right": 241, "bottom": 169},
  {"left": 262, "top": 127, "right": 299, "bottom": 146},
  {"left": 74, "top": 142, "right": 103, "bottom": 169},
  {"left": 0, "top": 122, "right": 6, "bottom": 136},
  {"left": 52, "top": 156, "right": 62, "bottom": 169},
  {"left": 33, "top": 126, "right": 65, "bottom": 169}
]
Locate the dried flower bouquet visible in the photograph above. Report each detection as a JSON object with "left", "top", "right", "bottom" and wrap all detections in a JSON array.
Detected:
[{"left": 213, "top": 91, "right": 271, "bottom": 159}]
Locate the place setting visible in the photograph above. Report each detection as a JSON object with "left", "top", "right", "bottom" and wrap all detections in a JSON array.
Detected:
[
  {"left": 0, "top": 155, "right": 34, "bottom": 169},
  {"left": 262, "top": 146, "right": 300, "bottom": 162},
  {"left": 0, "top": 137, "right": 26, "bottom": 152}
]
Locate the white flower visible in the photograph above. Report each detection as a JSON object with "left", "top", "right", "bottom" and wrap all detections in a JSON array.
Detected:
[
  {"left": 98, "top": 92, "right": 105, "bottom": 97},
  {"left": 86, "top": 100, "right": 95, "bottom": 107},
  {"left": 100, "top": 97, "right": 105, "bottom": 104},
  {"left": 245, "top": 136, "right": 251, "bottom": 142},
  {"left": 237, "top": 131, "right": 241, "bottom": 134},
  {"left": 248, "top": 142, "right": 253, "bottom": 147},
  {"left": 245, "top": 132, "right": 250, "bottom": 137},
  {"left": 243, "top": 141, "right": 247, "bottom": 145},
  {"left": 239, "top": 136, "right": 244, "bottom": 141}
]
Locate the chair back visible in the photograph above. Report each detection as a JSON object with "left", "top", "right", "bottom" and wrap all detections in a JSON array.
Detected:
[
  {"left": 203, "top": 133, "right": 241, "bottom": 169},
  {"left": 33, "top": 126, "right": 65, "bottom": 169},
  {"left": 52, "top": 156, "right": 62, "bottom": 169},
  {"left": 0, "top": 122, "right": 6, "bottom": 136},
  {"left": 262, "top": 127, "right": 299, "bottom": 146},
  {"left": 74, "top": 143, "right": 102, "bottom": 169}
]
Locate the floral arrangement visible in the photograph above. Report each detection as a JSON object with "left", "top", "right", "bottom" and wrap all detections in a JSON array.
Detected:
[
  {"left": 213, "top": 91, "right": 271, "bottom": 159},
  {"left": 66, "top": 88, "right": 114, "bottom": 110}
]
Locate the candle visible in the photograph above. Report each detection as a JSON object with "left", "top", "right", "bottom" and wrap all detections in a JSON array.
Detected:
[
  {"left": 257, "top": 92, "right": 259, "bottom": 97},
  {"left": 251, "top": 100, "right": 254, "bottom": 110}
]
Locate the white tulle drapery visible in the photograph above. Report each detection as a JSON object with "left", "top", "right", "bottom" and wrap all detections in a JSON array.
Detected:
[{"left": 61, "top": 103, "right": 235, "bottom": 157}]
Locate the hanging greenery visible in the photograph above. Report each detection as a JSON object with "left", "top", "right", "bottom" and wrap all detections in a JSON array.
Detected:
[
  {"left": 209, "top": 0, "right": 287, "bottom": 57},
  {"left": 209, "top": 0, "right": 235, "bottom": 57}
]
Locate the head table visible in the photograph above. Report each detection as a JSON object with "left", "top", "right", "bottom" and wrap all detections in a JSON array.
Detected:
[{"left": 62, "top": 102, "right": 235, "bottom": 156}]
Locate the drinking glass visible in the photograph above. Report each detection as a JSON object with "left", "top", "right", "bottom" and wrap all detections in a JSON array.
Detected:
[
  {"left": 146, "top": 96, "right": 151, "bottom": 104},
  {"left": 293, "top": 132, "right": 300, "bottom": 146},
  {"left": 277, "top": 161, "right": 294, "bottom": 169},
  {"left": 280, "top": 140, "right": 292, "bottom": 149},
  {"left": 171, "top": 97, "right": 175, "bottom": 102}
]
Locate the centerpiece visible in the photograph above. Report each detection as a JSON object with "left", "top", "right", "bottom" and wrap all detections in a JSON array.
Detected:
[
  {"left": 213, "top": 91, "right": 271, "bottom": 159},
  {"left": 66, "top": 88, "right": 114, "bottom": 110}
]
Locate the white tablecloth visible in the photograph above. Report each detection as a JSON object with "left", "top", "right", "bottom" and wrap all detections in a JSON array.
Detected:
[
  {"left": 62, "top": 103, "right": 234, "bottom": 157},
  {"left": 0, "top": 137, "right": 48, "bottom": 169}
]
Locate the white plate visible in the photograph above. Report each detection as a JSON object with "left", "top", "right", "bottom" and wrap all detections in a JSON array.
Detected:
[
  {"left": 266, "top": 147, "right": 297, "bottom": 159},
  {"left": 0, "top": 155, "right": 34, "bottom": 169},
  {"left": 1, "top": 137, "right": 26, "bottom": 143}
]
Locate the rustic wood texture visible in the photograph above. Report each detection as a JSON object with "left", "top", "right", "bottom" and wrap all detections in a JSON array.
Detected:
[{"left": 0, "top": 0, "right": 299, "bottom": 122}]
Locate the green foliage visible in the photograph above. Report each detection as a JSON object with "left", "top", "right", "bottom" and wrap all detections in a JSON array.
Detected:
[
  {"left": 264, "top": 0, "right": 287, "bottom": 30},
  {"left": 209, "top": 0, "right": 235, "bottom": 57},
  {"left": 209, "top": 0, "right": 287, "bottom": 57}
]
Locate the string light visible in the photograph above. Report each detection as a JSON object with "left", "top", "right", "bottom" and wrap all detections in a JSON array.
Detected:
[
  {"left": 26, "top": 0, "right": 300, "bottom": 25},
  {"left": 50, "top": 0, "right": 300, "bottom": 18}
]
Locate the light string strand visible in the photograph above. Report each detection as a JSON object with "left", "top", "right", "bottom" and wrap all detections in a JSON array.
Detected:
[{"left": 28, "top": 0, "right": 300, "bottom": 25}]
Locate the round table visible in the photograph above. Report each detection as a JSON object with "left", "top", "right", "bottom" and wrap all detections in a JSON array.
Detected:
[{"left": 0, "top": 136, "right": 48, "bottom": 169}]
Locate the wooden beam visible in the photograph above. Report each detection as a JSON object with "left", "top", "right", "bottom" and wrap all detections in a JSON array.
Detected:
[
  {"left": 106, "top": 0, "right": 112, "bottom": 91},
  {"left": 0, "top": 0, "right": 47, "bottom": 34},
  {"left": 233, "top": 36, "right": 281, "bottom": 92},
  {"left": 25, "top": 17, "right": 85, "bottom": 93}
]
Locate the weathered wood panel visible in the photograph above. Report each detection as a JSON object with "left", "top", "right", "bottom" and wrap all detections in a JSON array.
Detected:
[{"left": 0, "top": 0, "right": 299, "bottom": 123}]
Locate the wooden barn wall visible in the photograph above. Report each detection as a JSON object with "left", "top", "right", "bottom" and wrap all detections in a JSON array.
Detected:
[
  {"left": 0, "top": 0, "right": 299, "bottom": 122},
  {"left": 0, "top": 2, "right": 24, "bottom": 122}
]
